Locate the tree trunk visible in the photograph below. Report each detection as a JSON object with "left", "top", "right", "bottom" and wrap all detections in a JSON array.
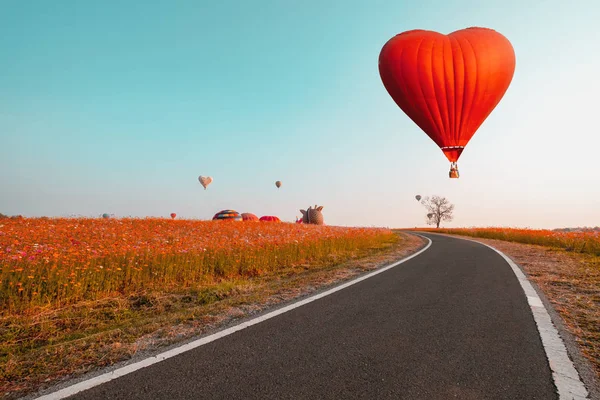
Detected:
[{"left": 436, "top": 220, "right": 440, "bottom": 228}]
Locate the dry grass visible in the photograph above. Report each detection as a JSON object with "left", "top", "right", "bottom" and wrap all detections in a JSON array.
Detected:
[{"left": 0, "top": 223, "right": 424, "bottom": 399}]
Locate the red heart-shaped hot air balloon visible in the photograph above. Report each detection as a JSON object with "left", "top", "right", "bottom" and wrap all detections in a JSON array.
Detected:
[{"left": 379, "top": 27, "right": 516, "bottom": 178}]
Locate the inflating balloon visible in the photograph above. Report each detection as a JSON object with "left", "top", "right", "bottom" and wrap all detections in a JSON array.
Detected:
[
  {"left": 275, "top": 181, "right": 282, "bottom": 189},
  {"left": 198, "top": 176, "right": 213, "bottom": 190},
  {"left": 241, "top": 212, "right": 259, "bottom": 221},
  {"left": 415, "top": 195, "right": 422, "bottom": 201},
  {"left": 300, "top": 205, "right": 324, "bottom": 225},
  {"left": 170, "top": 213, "right": 176, "bottom": 219},
  {"left": 260, "top": 216, "right": 281, "bottom": 222},
  {"left": 212, "top": 209, "right": 242, "bottom": 221},
  {"left": 379, "top": 27, "right": 516, "bottom": 178}
]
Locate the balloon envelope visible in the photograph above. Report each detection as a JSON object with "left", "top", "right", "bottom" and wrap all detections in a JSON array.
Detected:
[
  {"left": 212, "top": 209, "right": 242, "bottom": 221},
  {"left": 275, "top": 181, "right": 282, "bottom": 188},
  {"left": 379, "top": 27, "right": 515, "bottom": 164},
  {"left": 102, "top": 213, "right": 110, "bottom": 219},
  {"left": 415, "top": 195, "right": 422, "bottom": 201},
  {"left": 198, "top": 176, "right": 213, "bottom": 190},
  {"left": 241, "top": 212, "right": 259, "bottom": 221},
  {"left": 170, "top": 213, "right": 177, "bottom": 219},
  {"left": 260, "top": 216, "right": 281, "bottom": 222}
]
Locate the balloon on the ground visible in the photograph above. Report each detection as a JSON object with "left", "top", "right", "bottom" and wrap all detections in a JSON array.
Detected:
[
  {"left": 415, "top": 195, "right": 422, "bottom": 201},
  {"left": 241, "top": 213, "right": 259, "bottom": 221},
  {"left": 102, "top": 213, "right": 110, "bottom": 219},
  {"left": 198, "top": 176, "right": 213, "bottom": 190},
  {"left": 259, "top": 216, "right": 281, "bottom": 222},
  {"left": 170, "top": 213, "right": 176, "bottom": 219},
  {"left": 212, "top": 210, "right": 242, "bottom": 221},
  {"left": 379, "top": 27, "right": 516, "bottom": 178},
  {"left": 275, "top": 181, "right": 282, "bottom": 189},
  {"left": 300, "top": 205, "right": 324, "bottom": 225}
]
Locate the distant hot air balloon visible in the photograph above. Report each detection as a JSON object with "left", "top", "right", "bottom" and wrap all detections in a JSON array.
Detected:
[
  {"left": 170, "top": 213, "right": 177, "bottom": 219},
  {"left": 260, "top": 216, "right": 281, "bottom": 222},
  {"left": 212, "top": 209, "right": 242, "bottom": 221},
  {"left": 241, "top": 212, "right": 259, "bottom": 221},
  {"left": 379, "top": 27, "right": 516, "bottom": 178},
  {"left": 415, "top": 195, "right": 422, "bottom": 201},
  {"left": 102, "top": 213, "right": 110, "bottom": 219},
  {"left": 427, "top": 213, "right": 434, "bottom": 219},
  {"left": 275, "top": 181, "right": 282, "bottom": 189},
  {"left": 198, "top": 176, "right": 213, "bottom": 190}
]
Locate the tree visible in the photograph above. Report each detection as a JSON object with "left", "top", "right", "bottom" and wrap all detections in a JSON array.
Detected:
[{"left": 421, "top": 195, "right": 454, "bottom": 228}]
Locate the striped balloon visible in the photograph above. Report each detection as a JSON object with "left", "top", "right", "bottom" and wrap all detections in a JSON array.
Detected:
[{"left": 212, "top": 209, "right": 243, "bottom": 221}]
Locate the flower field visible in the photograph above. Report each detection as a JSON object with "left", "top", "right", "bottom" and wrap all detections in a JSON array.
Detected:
[
  {"left": 0, "top": 218, "right": 395, "bottom": 313},
  {"left": 412, "top": 227, "right": 600, "bottom": 256}
]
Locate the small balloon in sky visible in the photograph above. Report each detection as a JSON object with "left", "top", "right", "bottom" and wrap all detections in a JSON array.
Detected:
[
  {"left": 198, "top": 176, "right": 213, "bottom": 190},
  {"left": 275, "top": 180, "right": 282, "bottom": 189},
  {"left": 170, "top": 213, "right": 177, "bottom": 219},
  {"left": 415, "top": 195, "right": 422, "bottom": 201}
]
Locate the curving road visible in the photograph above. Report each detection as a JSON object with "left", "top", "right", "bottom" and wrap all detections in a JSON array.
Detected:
[{"left": 58, "top": 233, "right": 558, "bottom": 399}]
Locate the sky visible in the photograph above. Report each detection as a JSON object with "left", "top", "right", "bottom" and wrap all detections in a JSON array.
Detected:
[{"left": 1, "top": 0, "right": 599, "bottom": 229}]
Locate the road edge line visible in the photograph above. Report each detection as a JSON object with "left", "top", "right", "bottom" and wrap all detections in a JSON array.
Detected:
[
  {"left": 31, "top": 236, "right": 432, "bottom": 400},
  {"left": 426, "top": 232, "right": 590, "bottom": 400}
]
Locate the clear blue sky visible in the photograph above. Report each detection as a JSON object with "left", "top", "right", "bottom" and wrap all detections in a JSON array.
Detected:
[{"left": 1, "top": 0, "right": 599, "bottom": 228}]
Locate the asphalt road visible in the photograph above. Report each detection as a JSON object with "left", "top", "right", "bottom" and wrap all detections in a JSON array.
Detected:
[{"left": 66, "top": 233, "right": 557, "bottom": 400}]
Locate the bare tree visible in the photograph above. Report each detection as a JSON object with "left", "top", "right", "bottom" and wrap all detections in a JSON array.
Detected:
[{"left": 421, "top": 195, "right": 454, "bottom": 228}]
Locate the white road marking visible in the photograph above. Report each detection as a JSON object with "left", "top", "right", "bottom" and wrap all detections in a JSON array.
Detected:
[
  {"left": 527, "top": 295, "right": 544, "bottom": 308},
  {"left": 31, "top": 237, "right": 432, "bottom": 400}
]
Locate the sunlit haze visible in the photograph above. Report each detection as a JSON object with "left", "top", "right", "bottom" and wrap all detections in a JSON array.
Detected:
[{"left": 2, "top": 0, "right": 599, "bottom": 229}]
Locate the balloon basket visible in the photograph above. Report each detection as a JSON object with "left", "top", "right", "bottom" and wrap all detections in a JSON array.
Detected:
[{"left": 449, "top": 163, "right": 459, "bottom": 179}]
